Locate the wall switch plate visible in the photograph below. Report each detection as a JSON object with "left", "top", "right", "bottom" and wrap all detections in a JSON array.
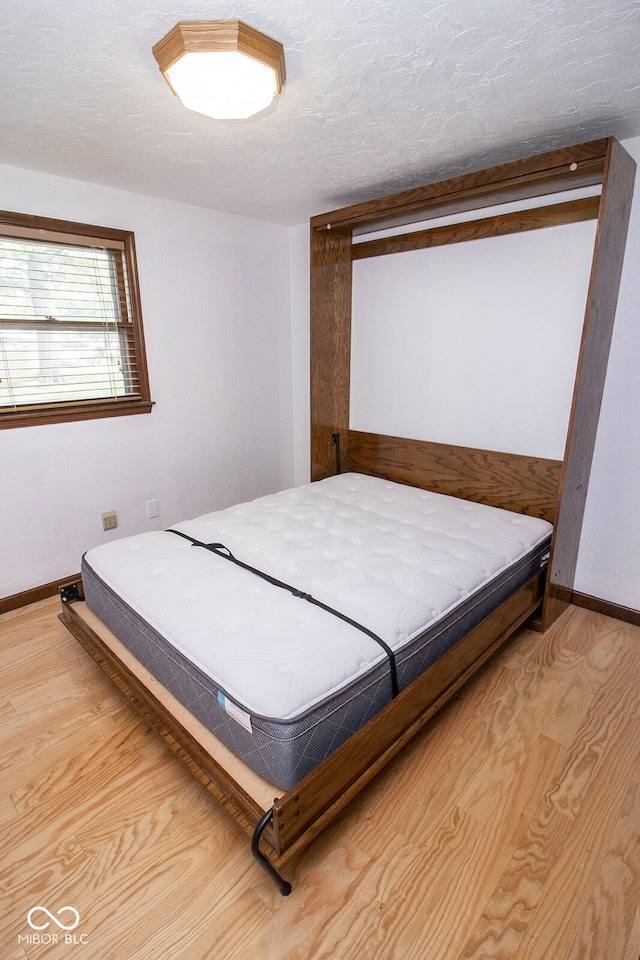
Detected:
[
  {"left": 146, "top": 499, "right": 159, "bottom": 519},
  {"left": 101, "top": 510, "right": 118, "bottom": 531}
]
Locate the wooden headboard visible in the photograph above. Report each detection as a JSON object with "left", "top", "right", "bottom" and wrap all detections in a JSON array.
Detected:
[{"left": 309, "top": 138, "right": 635, "bottom": 630}]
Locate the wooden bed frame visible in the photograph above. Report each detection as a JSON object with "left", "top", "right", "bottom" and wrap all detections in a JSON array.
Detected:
[{"left": 59, "top": 137, "right": 635, "bottom": 894}]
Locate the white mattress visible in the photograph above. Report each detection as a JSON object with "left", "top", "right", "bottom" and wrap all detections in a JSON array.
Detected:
[{"left": 83, "top": 473, "right": 552, "bottom": 722}]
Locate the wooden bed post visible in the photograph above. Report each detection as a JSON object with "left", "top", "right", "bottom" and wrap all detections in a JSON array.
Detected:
[
  {"left": 541, "top": 138, "right": 637, "bottom": 629},
  {"left": 310, "top": 225, "right": 352, "bottom": 480}
]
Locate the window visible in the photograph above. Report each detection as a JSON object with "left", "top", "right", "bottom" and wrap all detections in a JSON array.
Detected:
[{"left": 0, "top": 210, "right": 152, "bottom": 428}]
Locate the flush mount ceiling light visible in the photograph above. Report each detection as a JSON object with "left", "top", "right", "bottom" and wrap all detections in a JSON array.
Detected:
[{"left": 152, "top": 20, "right": 286, "bottom": 120}]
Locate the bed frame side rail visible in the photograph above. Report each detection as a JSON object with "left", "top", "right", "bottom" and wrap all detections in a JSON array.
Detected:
[
  {"left": 59, "top": 558, "right": 545, "bottom": 891},
  {"left": 273, "top": 566, "right": 546, "bottom": 857},
  {"left": 58, "top": 597, "right": 277, "bottom": 849}
]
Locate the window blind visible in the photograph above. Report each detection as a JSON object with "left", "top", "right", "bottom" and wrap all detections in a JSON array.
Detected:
[
  {"left": 0, "top": 236, "right": 138, "bottom": 410},
  {"left": 0, "top": 211, "right": 151, "bottom": 428}
]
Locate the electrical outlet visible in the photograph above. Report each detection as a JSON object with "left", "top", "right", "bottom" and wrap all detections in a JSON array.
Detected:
[{"left": 101, "top": 510, "right": 118, "bottom": 531}]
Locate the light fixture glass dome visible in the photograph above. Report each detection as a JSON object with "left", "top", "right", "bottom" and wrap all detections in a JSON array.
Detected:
[
  {"left": 153, "top": 21, "right": 286, "bottom": 121},
  {"left": 166, "top": 51, "right": 278, "bottom": 120}
]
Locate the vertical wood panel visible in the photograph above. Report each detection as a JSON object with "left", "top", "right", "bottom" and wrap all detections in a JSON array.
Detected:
[
  {"left": 543, "top": 139, "right": 637, "bottom": 629},
  {"left": 309, "top": 226, "right": 352, "bottom": 479}
]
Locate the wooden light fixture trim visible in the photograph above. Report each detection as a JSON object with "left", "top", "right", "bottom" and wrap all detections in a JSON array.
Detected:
[{"left": 152, "top": 20, "right": 286, "bottom": 97}]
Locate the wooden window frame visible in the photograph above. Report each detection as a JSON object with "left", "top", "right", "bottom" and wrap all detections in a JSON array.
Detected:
[{"left": 0, "top": 209, "right": 152, "bottom": 429}]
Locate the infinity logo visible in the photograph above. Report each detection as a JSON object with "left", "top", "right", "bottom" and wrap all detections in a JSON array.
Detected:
[{"left": 27, "top": 906, "right": 80, "bottom": 931}]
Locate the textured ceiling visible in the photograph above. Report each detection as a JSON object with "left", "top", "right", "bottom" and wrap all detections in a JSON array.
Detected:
[{"left": 1, "top": 0, "right": 639, "bottom": 224}]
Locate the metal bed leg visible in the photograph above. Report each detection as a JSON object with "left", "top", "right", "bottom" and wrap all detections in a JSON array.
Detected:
[{"left": 251, "top": 809, "right": 292, "bottom": 896}]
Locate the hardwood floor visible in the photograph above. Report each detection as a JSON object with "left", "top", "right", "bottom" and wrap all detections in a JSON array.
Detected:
[{"left": 2, "top": 597, "right": 640, "bottom": 959}]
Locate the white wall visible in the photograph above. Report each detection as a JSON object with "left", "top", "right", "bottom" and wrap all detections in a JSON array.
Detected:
[
  {"left": 0, "top": 165, "right": 294, "bottom": 598},
  {"left": 289, "top": 136, "right": 640, "bottom": 611},
  {"left": 350, "top": 215, "right": 596, "bottom": 460}
]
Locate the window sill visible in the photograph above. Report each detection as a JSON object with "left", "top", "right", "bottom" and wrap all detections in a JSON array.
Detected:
[{"left": 0, "top": 399, "right": 154, "bottom": 430}]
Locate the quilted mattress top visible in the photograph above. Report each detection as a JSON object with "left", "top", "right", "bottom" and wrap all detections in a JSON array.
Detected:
[{"left": 83, "top": 473, "right": 552, "bottom": 721}]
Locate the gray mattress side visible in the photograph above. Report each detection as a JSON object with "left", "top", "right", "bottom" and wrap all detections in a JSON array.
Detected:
[{"left": 81, "top": 539, "right": 549, "bottom": 790}]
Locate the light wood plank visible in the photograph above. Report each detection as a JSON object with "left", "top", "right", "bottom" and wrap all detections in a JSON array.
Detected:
[
  {"left": 541, "top": 661, "right": 599, "bottom": 746},
  {"left": 458, "top": 798, "right": 573, "bottom": 959},
  {"left": 518, "top": 715, "right": 640, "bottom": 959},
  {"left": 403, "top": 734, "right": 566, "bottom": 960},
  {"left": 358, "top": 625, "right": 559, "bottom": 833},
  {"left": 567, "top": 778, "right": 640, "bottom": 960},
  {"left": 3, "top": 598, "right": 640, "bottom": 960},
  {"left": 622, "top": 901, "right": 640, "bottom": 960},
  {"left": 545, "top": 641, "right": 640, "bottom": 821},
  {"left": 458, "top": 654, "right": 577, "bottom": 824}
]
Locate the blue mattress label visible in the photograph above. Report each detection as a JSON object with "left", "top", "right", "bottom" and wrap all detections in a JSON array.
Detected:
[{"left": 218, "top": 691, "right": 253, "bottom": 733}]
